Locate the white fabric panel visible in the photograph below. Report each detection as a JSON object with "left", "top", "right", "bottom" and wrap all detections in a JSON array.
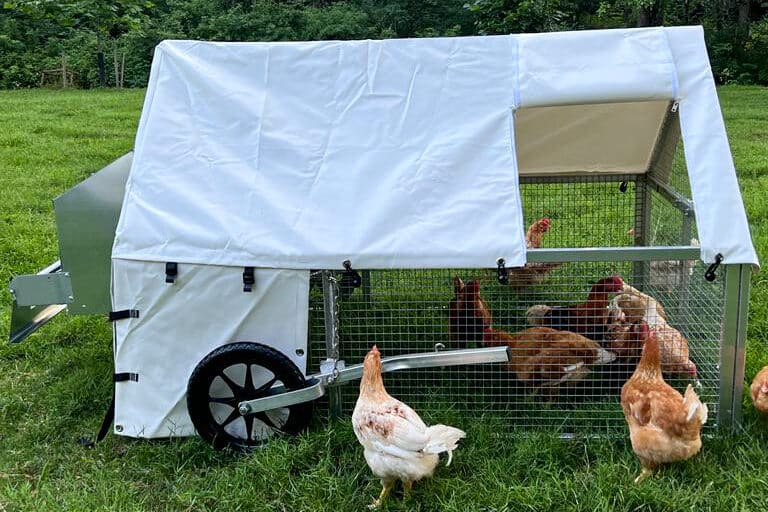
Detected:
[
  {"left": 516, "top": 28, "right": 677, "bottom": 108},
  {"left": 515, "top": 101, "right": 668, "bottom": 175},
  {"left": 666, "top": 26, "right": 758, "bottom": 265},
  {"left": 113, "top": 37, "right": 527, "bottom": 270},
  {"left": 113, "top": 27, "right": 758, "bottom": 270},
  {"left": 111, "top": 259, "right": 309, "bottom": 438}
]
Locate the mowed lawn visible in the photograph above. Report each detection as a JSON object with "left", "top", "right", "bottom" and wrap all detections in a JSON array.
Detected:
[{"left": 1, "top": 87, "right": 767, "bottom": 511}]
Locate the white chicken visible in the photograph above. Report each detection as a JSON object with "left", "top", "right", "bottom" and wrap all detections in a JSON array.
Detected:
[{"left": 352, "top": 345, "right": 466, "bottom": 508}]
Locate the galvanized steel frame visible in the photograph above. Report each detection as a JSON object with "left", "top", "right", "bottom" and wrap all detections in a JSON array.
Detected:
[{"left": 719, "top": 263, "right": 752, "bottom": 430}]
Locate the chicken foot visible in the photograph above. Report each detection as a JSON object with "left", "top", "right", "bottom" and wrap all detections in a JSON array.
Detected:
[
  {"left": 369, "top": 479, "right": 395, "bottom": 509},
  {"left": 634, "top": 460, "right": 657, "bottom": 484}
]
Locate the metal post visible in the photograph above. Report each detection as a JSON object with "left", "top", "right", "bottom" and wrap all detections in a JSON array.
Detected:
[
  {"left": 321, "top": 271, "right": 343, "bottom": 418},
  {"left": 678, "top": 209, "right": 694, "bottom": 315},
  {"left": 719, "top": 264, "right": 752, "bottom": 431},
  {"left": 632, "top": 175, "right": 652, "bottom": 289}
]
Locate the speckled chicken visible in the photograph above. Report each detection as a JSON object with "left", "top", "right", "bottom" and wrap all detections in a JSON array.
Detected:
[
  {"left": 621, "top": 323, "right": 708, "bottom": 483},
  {"left": 611, "top": 284, "right": 697, "bottom": 379},
  {"left": 352, "top": 346, "right": 465, "bottom": 508},
  {"left": 750, "top": 366, "right": 768, "bottom": 414}
]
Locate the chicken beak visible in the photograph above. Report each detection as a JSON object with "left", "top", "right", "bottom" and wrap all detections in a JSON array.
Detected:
[
  {"left": 761, "top": 382, "right": 768, "bottom": 394},
  {"left": 595, "top": 348, "right": 617, "bottom": 365}
]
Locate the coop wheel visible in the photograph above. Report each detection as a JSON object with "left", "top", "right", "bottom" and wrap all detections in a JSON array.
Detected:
[{"left": 187, "top": 342, "right": 313, "bottom": 452}]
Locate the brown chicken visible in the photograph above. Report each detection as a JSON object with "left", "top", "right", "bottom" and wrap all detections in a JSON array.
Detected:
[
  {"left": 612, "top": 285, "right": 697, "bottom": 379},
  {"left": 605, "top": 317, "right": 645, "bottom": 370},
  {"left": 621, "top": 323, "right": 708, "bottom": 483},
  {"left": 505, "top": 217, "right": 562, "bottom": 288},
  {"left": 352, "top": 346, "right": 466, "bottom": 508},
  {"left": 750, "top": 366, "right": 768, "bottom": 414},
  {"left": 449, "top": 277, "right": 615, "bottom": 387},
  {"left": 448, "top": 276, "right": 488, "bottom": 348},
  {"left": 526, "top": 275, "right": 625, "bottom": 341}
]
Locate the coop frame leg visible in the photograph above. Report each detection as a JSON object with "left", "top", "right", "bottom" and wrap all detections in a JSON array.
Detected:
[
  {"left": 719, "top": 263, "right": 751, "bottom": 431},
  {"left": 321, "top": 270, "right": 343, "bottom": 418},
  {"left": 632, "top": 174, "right": 652, "bottom": 288}
]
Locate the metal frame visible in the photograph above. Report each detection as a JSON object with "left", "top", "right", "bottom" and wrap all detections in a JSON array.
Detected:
[
  {"left": 518, "top": 174, "right": 640, "bottom": 185},
  {"left": 321, "top": 270, "right": 344, "bottom": 417},
  {"left": 634, "top": 102, "right": 682, "bottom": 288},
  {"left": 527, "top": 246, "right": 700, "bottom": 263},
  {"left": 719, "top": 263, "right": 752, "bottom": 430},
  {"left": 238, "top": 346, "right": 511, "bottom": 415}
]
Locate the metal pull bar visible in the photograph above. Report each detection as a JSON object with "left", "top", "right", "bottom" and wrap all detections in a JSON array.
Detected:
[{"left": 238, "top": 346, "right": 510, "bottom": 415}]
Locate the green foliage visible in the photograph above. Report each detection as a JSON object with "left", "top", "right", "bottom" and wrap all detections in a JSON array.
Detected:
[{"left": 0, "top": 1, "right": 767, "bottom": 86}]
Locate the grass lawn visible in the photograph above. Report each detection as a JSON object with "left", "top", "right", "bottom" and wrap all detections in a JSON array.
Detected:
[{"left": 1, "top": 86, "right": 767, "bottom": 511}]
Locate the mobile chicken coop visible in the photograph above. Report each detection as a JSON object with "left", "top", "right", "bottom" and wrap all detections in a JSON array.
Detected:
[{"left": 9, "top": 26, "right": 758, "bottom": 450}]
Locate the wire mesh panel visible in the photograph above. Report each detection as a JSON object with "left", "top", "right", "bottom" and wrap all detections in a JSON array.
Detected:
[
  {"left": 518, "top": 175, "right": 640, "bottom": 249},
  {"left": 307, "top": 259, "right": 723, "bottom": 434}
]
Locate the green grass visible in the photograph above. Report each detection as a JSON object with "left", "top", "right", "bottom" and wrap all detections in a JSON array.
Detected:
[{"left": 1, "top": 86, "right": 768, "bottom": 511}]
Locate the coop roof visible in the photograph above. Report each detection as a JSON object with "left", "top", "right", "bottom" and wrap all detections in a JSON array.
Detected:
[{"left": 113, "top": 26, "right": 758, "bottom": 269}]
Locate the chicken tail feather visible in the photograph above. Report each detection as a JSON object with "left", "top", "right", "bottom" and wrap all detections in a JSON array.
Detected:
[
  {"left": 683, "top": 384, "right": 708, "bottom": 424},
  {"left": 423, "top": 425, "right": 466, "bottom": 466}
]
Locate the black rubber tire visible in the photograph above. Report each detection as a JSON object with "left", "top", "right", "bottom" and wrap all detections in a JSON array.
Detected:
[{"left": 187, "top": 342, "right": 313, "bottom": 452}]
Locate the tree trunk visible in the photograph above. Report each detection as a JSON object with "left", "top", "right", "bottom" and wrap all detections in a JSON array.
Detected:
[
  {"left": 98, "top": 33, "right": 106, "bottom": 87},
  {"left": 61, "top": 52, "right": 67, "bottom": 88},
  {"left": 120, "top": 51, "right": 126, "bottom": 88},
  {"left": 637, "top": 6, "right": 651, "bottom": 27},
  {"left": 113, "top": 39, "right": 119, "bottom": 89},
  {"left": 738, "top": 0, "right": 750, "bottom": 35}
]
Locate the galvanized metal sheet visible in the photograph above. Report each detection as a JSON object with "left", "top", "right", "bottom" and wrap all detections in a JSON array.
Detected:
[
  {"left": 54, "top": 152, "right": 132, "bottom": 314},
  {"left": 9, "top": 302, "right": 67, "bottom": 344},
  {"left": 8, "top": 260, "right": 67, "bottom": 343},
  {"left": 10, "top": 272, "right": 73, "bottom": 306}
]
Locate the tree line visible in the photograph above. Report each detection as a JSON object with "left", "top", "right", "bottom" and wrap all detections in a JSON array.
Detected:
[{"left": 1, "top": 0, "right": 766, "bottom": 89}]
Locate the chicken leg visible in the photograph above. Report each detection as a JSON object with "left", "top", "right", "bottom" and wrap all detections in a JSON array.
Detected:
[
  {"left": 369, "top": 479, "right": 395, "bottom": 509},
  {"left": 403, "top": 480, "right": 413, "bottom": 498},
  {"left": 634, "top": 460, "right": 656, "bottom": 484}
]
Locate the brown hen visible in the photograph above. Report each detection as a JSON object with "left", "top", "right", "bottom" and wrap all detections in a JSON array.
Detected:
[
  {"left": 505, "top": 217, "right": 562, "bottom": 288},
  {"left": 750, "top": 366, "right": 768, "bottom": 414},
  {"left": 450, "top": 277, "right": 615, "bottom": 387},
  {"left": 621, "top": 323, "right": 708, "bottom": 483}
]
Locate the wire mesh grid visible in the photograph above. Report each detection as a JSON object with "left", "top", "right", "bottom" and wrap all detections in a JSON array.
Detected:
[
  {"left": 307, "top": 262, "right": 722, "bottom": 434},
  {"left": 518, "top": 175, "right": 640, "bottom": 248},
  {"left": 305, "top": 173, "right": 723, "bottom": 435}
]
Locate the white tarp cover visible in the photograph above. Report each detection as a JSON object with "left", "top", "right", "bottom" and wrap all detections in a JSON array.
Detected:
[
  {"left": 114, "top": 25, "right": 757, "bottom": 270},
  {"left": 111, "top": 261, "right": 309, "bottom": 438}
]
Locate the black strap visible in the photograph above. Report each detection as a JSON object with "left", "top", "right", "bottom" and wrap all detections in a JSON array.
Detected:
[
  {"left": 108, "top": 309, "right": 139, "bottom": 321},
  {"left": 165, "top": 262, "right": 178, "bottom": 283},
  {"left": 243, "top": 266, "right": 255, "bottom": 292},
  {"left": 114, "top": 372, "right": 139, "bottom": 382},
  {"left": 79, "top": 373, "right": 137, "bottom": 448}
]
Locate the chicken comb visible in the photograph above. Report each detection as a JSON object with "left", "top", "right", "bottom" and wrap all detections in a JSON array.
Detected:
[{"left": 635, "top": 321, "right": 651, "bottom": 339}]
